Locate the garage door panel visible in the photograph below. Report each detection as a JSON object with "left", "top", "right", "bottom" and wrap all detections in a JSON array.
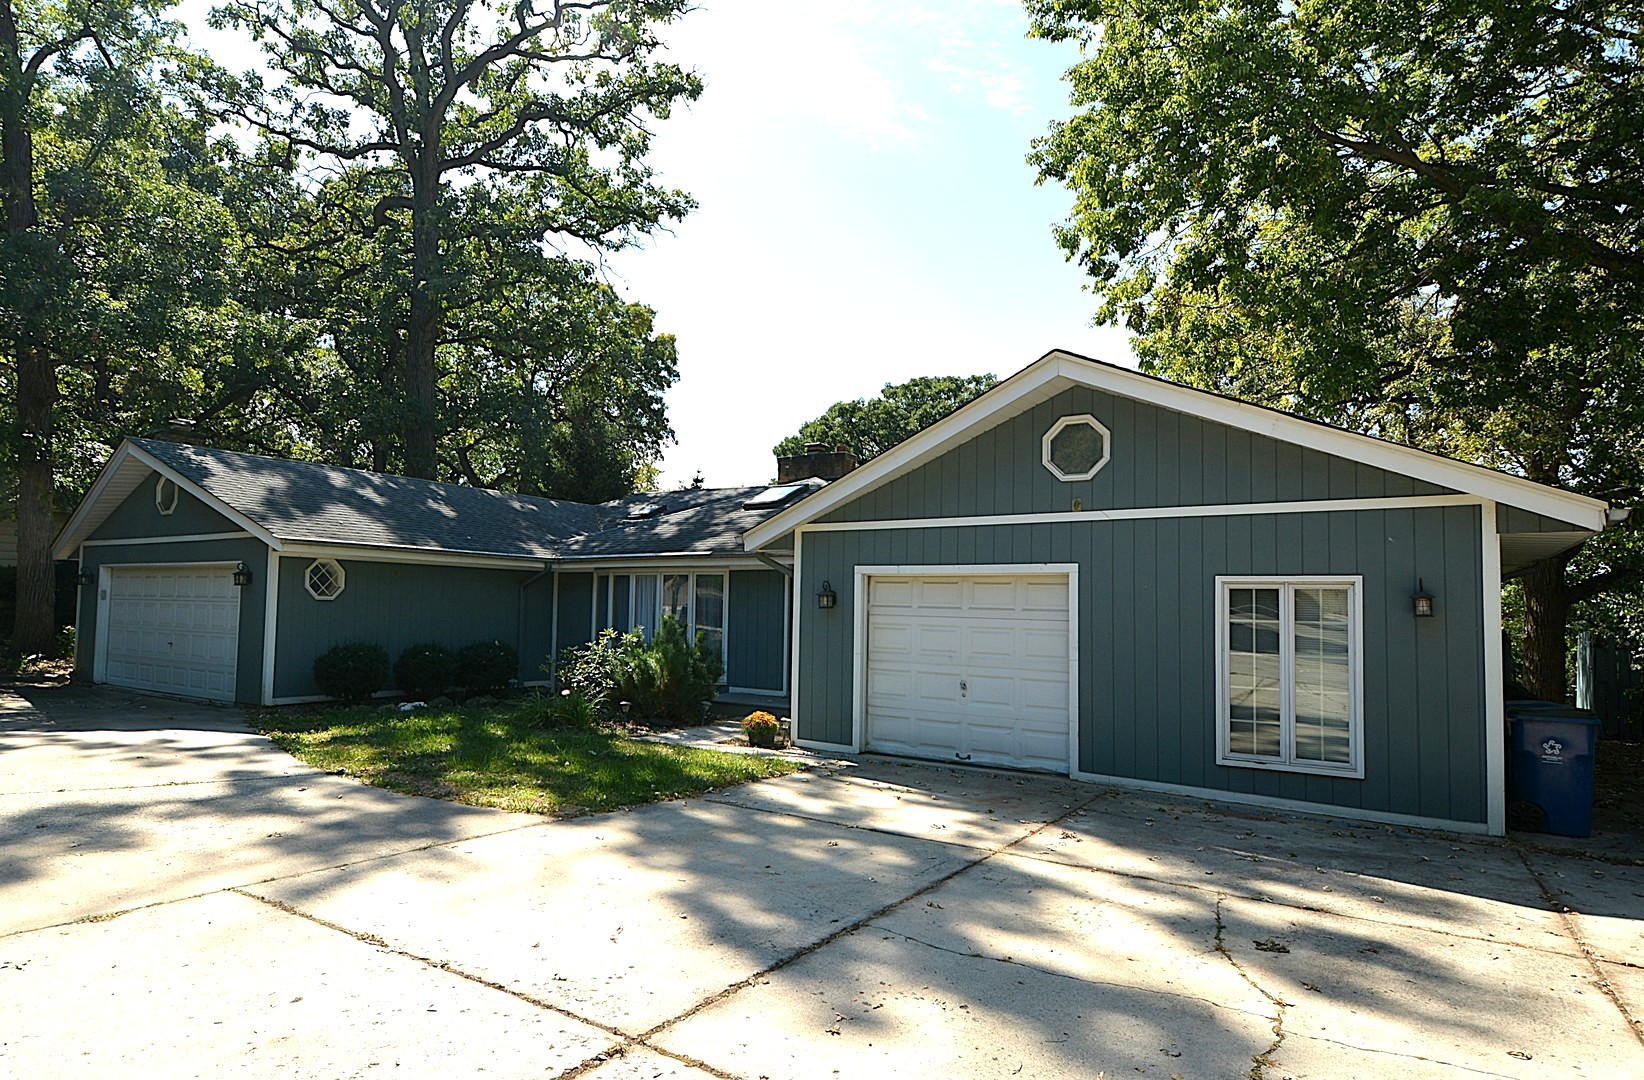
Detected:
[
  {"left": 865, "top": 573, "right": 1071, "bottom": 774},
  {"left": 103, "top": 567, "right": 240, "bottom": 703}
]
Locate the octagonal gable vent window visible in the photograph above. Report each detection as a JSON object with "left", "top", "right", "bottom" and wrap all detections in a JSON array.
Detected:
[
  {"left": 305, "top": 558, "right": 346, "bottom": 601},
  {"left": 1042, "top": 414, "right": 1112, "bottom": 482}
]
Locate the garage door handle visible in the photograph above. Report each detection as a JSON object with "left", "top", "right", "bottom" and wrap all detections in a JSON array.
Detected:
[{"left": 955, "top": 753, "right": 971, "bottom": 761}]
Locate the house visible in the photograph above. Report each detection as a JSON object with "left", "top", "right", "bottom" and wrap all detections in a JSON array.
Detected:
[
  {"left": 56, "top": 350, "right": 1614, "bottom": 836},
  {"left": 53, "top": 439, "right": 830, "bottom": 707}
]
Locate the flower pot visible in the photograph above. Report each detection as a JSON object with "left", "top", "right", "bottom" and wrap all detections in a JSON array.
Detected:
[{"left": 746, "top": 728, "right": 778, "bottom": 749}]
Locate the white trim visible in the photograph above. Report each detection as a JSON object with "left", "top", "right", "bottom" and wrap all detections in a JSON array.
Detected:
[
  {"left": 92, "top": 561, "right": 244, "bottom": 697},
  {"left": 1481, "top": 501, "right": 1507, "bottom": 837},
  {"left": 278, "top": 543, "right": 546, "bottom": 572},
  {"left": 790, "top": 529, "right": 804, "bottom": 731},
  {"left": 743, "top": 350, "right": 1609, "bottom": 550},
  {"left": 154, "top": 477, "right": 178, "bottom": 516},
  {"left": 81, "top": 531, "right": 255, "bottom": 547},
  {"left": 55, "top": 441, "right": 280, "bottom": 559},
  {"left": 1068, "top": 769, "right": 1491, "bottom": 835},
  {"left": 1214, "top": 576, "right": 1366, "bottom": 779},
  {"left": 303, "top": 558, "right": 346, "bottom": 601},
  {"left": 1041, "top": 413, "right": 1111, "bottom": 482},
  {"left": 557, "top": 555, "right": 785, "bottom": 572},
  {"left": 261, "top": 547, "right": 279, "bottom": 705},
  {"left": 851, "top": 563, "right": 1081, "bottom": 773},
  {"left": 798, "top": 494, "right": 1481, "bottom": 535}
]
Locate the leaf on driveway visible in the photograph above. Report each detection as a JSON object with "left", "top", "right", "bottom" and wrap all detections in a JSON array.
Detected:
[{"left": 1253, "top": 938, "right": 1291, "bottom": 953}]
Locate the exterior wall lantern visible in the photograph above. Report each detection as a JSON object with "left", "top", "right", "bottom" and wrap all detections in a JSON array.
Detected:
[
  {"left": 76, "top": 570, "right": 96, "bottom": 587},
  {"left": 1412, "top": 579, "right": 1435, "bottom": 618},
  {"left": 817, "top": 581, "right": 837, "bottom": 609},
  {"left": 233, "top": 562, "right": 255, "bottom": 587}
]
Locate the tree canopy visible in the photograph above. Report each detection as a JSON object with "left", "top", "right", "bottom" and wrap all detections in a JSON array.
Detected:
[
  {"left": 774, "top": 373, "right": 1000, "bottom": 462},
  {"left": 1029, "top": 0, "right": 1644, "bottom": 698}
]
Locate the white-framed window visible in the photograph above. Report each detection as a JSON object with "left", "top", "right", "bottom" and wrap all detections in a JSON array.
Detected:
[
  {"left": 155, "top": 476, "right": 179, "bottom": 516},
  {"left": 1216, "top": 576, "right": 1363, "bottom": 778},
  {"left": 1041, "top": 414, "right": 1111, "bottom": 481},
  {"left": 595, "top": 571, "right": 727, "bottom": 674},
  {"left": 305, "top": 558, "right": 346, "bottom": 600}
]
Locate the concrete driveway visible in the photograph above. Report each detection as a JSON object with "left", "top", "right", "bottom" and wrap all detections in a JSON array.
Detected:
[{"left": 2, "top": 686, "right": 1640, "bottom": 1079}]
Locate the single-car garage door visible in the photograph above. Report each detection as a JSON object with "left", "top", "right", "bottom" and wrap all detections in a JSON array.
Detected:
[
  {"left": 865, "top": 573, "right": 1072, "bottom": 772},
  {"left": 102, "top": 566, "right": 241, "bottom": 702}
]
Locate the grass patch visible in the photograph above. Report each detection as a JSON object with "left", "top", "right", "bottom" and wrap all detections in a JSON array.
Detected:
[{"left": 253, "top": 702, "right": 803, "bottom": 815}]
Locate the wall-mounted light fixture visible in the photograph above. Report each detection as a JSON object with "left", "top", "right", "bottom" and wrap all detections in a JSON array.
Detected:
[
  {"left": 1413, "top": 579, "right": 1435, "bottom": 618},
  {"left": 817, "top": 581, "right": 837, "bottom": 609},
  {"left": 232, "top": 562, "right": 254, "bottom": 587},
  {"left": 76, "top": 570, "right": 95, "bottom": 587}
]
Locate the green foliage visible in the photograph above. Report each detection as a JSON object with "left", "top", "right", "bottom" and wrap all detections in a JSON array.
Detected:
[
  {"left": 456, "top": 640, "right": 519, "bottom": 695},
  {"left": 773, "top": 374, "right": 999, "bottom": 462},
  {"left": 394, "top": 643, "right": 458, "bottom": 700},
  {"left": 549, "top": 628, "right": 626, "bottom": 704},
  {"left": 609, "top": 615, "right": 724, "bottom": 725},
  {"left": 313, "top": 643, "right": 390, "bottom": 703},
  {"left": 1028, "top": 0, "right": 1644, "bottom": 692}
]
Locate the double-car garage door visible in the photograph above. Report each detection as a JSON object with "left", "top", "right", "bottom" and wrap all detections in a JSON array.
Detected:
[
  {"left": 101, "top": 566, "right": 240, "bottom": 702},
  {"left": 865, "top": 573, "right": 1072, "bottom": 773}
]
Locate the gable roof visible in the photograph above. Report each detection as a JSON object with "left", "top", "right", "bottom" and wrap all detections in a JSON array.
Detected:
[
  {"left": 54, "top": 439, "right": 814, "bottom": 564},
  {"left": 743, "top": 349, "right": 1611, "bottom": 551}
]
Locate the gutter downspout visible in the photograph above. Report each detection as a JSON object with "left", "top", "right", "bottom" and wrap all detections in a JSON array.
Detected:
[{"left": 518, "top": 561, "right": 554, "bottom": 680}]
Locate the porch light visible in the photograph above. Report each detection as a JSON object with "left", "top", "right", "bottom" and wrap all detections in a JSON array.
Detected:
[
  {"left": 1412, "top": 579, "right": 1435, "bottom": 618},
  {"left": 76, "top": 570, "right": 95, "bottom": 587},
  {"left": 232, "top": 563, "right": 254, "bottom": 587},
  {"left": 817, "top": 581, "right": 837, "bottom": 609}
]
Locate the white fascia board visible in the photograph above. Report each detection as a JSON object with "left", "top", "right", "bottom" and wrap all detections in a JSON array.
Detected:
[
  {"left": 744, "top": 349, "right": 1609, "bottom": 549},
  {"left": 276, "top": 542, "right": 547, "bottom": 572},
  {"left": 744, "top": 353, "right": 1071, "bottom": 551},
  {"left": 54, "top": 443, "right": 278, "bottom": 559},
  {"left": 553, "top": 555, "right": 783, "bottom": 572}
]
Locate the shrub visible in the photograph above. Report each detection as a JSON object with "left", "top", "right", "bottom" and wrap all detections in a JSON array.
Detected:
[
  {"left": 314, "top": 643, "right": 390, "bottom": 703},
  {"left": 609, "top": 615, "right": 723, "bottom": 725},
  {"left": 394, "top": 642, "right": 458, "bottom": 699},
  {"left": 553, "top": 689, "right": 602, "bottom": 727},
  {"left": 548, "top": 628, "right": 624, "bottom": 703},
  {"left": 457, "top": 640, "right": 518, "bottom": 694}
]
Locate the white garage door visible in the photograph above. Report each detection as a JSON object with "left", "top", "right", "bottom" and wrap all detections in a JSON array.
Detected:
[
  {"left": 865, "top": 574, "right": 1072, "bottom": 772},
  {"left": 102, "top": 567, "right": 241, "bottom": 702}
]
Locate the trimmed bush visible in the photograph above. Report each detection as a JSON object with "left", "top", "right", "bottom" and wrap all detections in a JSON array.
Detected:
[
  {"left": 394, "top": 642, "right": 458, "bottom": 700},
  {"left": 457, "top": 640, "right": 519, "bottom": 694},
  {"left": 548, "top": 628, "right": 623, "bottom": 703},
  {"left": 313, "top": 643, "right": 390, "bottom": 703}
]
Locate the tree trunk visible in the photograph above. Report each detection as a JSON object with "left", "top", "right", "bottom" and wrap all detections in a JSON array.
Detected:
[
  {"left": 1, "top": 2, "right": 57, "bottom": 656},
  {"left": 402, "top": 181, "right": 439, "bottom": 479},
  {"left": 1520, "top": 554, "right": 1573, "bottom": 703}
]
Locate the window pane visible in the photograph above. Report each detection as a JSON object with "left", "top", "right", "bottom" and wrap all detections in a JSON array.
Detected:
[
  {"left": 1227, "top": 587, "right": 1282, "bottom": 759},
  {"left": 632, "top": 575, "right": 659, "bottom": 641},
  {"left": 663, "top": 574, "right": 690, "bottom": 629},
  {"left": 694, "top": 574, "right": 725, "bottom": 667},
  {"left": 1293, "top": 587, "right": 1352, "bottom": 764}
]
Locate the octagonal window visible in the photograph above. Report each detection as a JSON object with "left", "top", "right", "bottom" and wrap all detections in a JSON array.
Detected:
[
  {"left": 1042, "top": 414, "right": 1111, "bottom": 482},
  {"left": 305, "top": 558, "right": 346, "bottom": 601}
]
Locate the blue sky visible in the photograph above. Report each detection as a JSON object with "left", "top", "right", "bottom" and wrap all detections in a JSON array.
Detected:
[{"left": 177, "top": 0, "right": 1134, "bottom": 488}]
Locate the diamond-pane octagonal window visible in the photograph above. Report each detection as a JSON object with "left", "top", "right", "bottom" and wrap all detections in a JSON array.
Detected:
[
  {"left": 1042, "top": 414, "right": 1111, "bottom": 481},
  {"left": 305, "top": 558, "right": 346, "bottom": 600}
]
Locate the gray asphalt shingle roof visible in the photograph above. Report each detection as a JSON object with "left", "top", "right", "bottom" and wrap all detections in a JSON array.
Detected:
[{"left": 132, "top": 438, "right": 811, "bottom": 561}]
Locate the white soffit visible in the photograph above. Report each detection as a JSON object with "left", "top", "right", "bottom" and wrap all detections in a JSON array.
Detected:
[{"left": 743, "top": 350, "right": 1610, "bottom": 549}]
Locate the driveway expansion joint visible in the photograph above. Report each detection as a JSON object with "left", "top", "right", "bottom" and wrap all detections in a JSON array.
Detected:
[{"left": 1513, "top": 844, "right": 1644, "bottom": 1046}]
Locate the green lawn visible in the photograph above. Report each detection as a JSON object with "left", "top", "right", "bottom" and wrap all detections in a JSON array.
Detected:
[{"left": 254, "top": 703, "right": 802, "bottom": 815}]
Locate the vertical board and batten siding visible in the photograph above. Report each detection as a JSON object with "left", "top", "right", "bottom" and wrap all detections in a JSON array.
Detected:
[
  {"left": 798, "top": 505, "right": 1491, "bottom": 825},
  {"left": 75, "top": 537, "right": 269, "bottom": 704},
  {"left": 272, "top": 557, "right": 547, "bottom": 698},
  {"left": 727, "top": 569, "right": 789, "bottom": 692},
  {"left": 820, "top": 386, "right": 1456, "bottom": 525},
  {"left": 73, "top": 476, "right": 267, "bottom": 702},
  {"left": 555, "top": 572, "right": 595, "bottom": 654}
]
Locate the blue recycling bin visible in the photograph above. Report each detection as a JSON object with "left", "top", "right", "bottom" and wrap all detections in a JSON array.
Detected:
[{"left": 1507, "top": 705, "right": 1601, "bottom": 837}]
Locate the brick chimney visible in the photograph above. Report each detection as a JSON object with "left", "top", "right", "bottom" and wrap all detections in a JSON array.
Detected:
[{"left": 777, "top": 442, "right": 859, "bottom": 484}]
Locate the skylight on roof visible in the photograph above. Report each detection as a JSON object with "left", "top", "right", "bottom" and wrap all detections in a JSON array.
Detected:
[
  {"left": 626, "top": 502, "right": 665, "bottom": 520},
  {"left": 742, "top": 484, "right": 807, "bottom": 510}
]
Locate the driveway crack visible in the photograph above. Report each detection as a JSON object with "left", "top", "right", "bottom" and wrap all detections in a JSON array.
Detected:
[{"left": 1214, "top": 896, "right": 1288, "bottom": 1080}]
